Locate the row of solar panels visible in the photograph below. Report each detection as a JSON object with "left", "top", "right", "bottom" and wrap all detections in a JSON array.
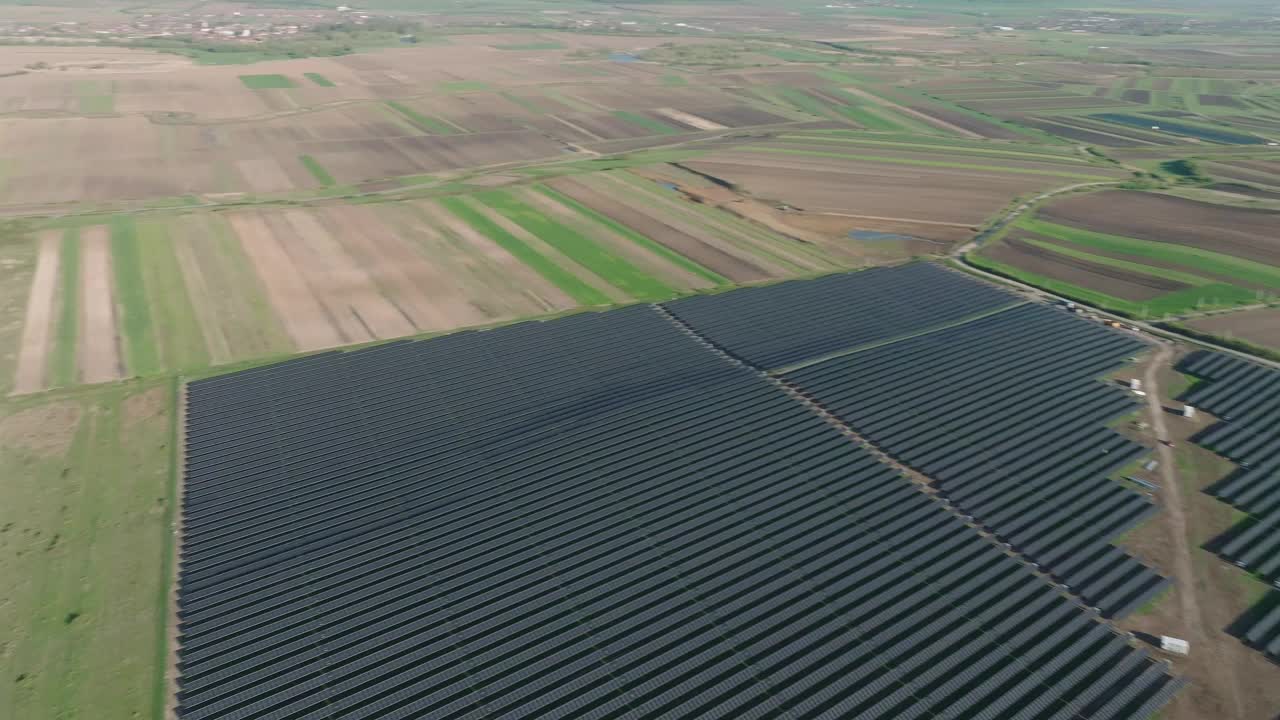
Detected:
[
  {"left": 178, "top": 275, "right": 1181, "bottom": 719},
  {"left": 1178, "top": 351, "right": 1280, "bottom": 660},
  {"left": 721, "top": 303, "right": 1166, "bottom": 619},
  {"left": 664, "top": 262, "right": 1021, "bottom": 370}
]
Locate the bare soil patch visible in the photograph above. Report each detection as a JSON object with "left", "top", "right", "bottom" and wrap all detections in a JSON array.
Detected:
[
  {"left": 1039, "top": 190, "right": 1280, "bottom": 266},
  {"left": 78, "top": 226, "right": 123, "bottom": 384},
  {"left": 905, "top": 104, "right": 1022, "bottom": 139},
  {"left": 1184, "top": 307, "right": 1280, "bottom": 350},
  {"left": 985, "top": 233, "right": 1189, "bottom": 300},
  {"left": 12, "top": 231, "right": 60, "bottom": 395},
  {"left": 229, "top": 211, "right": 343, "bottom": 350}
]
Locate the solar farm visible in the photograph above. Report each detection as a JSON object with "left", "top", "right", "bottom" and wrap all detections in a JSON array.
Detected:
[
  {"left": 1179, "top": 352, "right": 1280, "bottom": 661},
  {"left": 174, "top": 263, "right": 1188, "bottom": 719}
]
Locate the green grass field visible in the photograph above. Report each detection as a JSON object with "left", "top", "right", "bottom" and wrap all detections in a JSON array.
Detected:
[
  {"left": 975, "top": 216, "right": 1270, "bottom": 318},
  {"left": 109, "top": 216, "right": 161, "bottom": 376},
  {"left": 535, "top": 185, "right": 728, "bottom": 286},
  {"left": 437, "top": 195, "right": 611, "bottom": 306},
  {"left": 51, "top": 228, "right": 80, "bottom": 387},
  {"left": 1018, "top": 218, "right": 1280, "bottom": 290},
  {"left": 303, "top": 72, "right": 335, "bottom": 87},
  {"left": 385, "top": 101, "right": 459, "bottom": 134},
  {"left": 612, "top": 111, "right": 680, "bottom": 136},
  {"left": 0, "top": 381, "right": 175, "bottom": 720},
  {"left": 238, "top": 74, "right": 295, "bottom": 89},
  {"left": 299, "top": 155, "right": 336, "bottom": 187},
  {"left": 477, "top": 189, "right": 676, "bottom": 301}
]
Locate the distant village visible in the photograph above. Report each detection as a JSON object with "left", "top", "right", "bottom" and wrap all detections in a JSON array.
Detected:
[{"left": 0, "top": 6, "right": 386, "bottom": 45}]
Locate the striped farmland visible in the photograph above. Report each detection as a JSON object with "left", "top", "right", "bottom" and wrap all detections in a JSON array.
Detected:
[
  {"left": 176, "top": 280, "right": 1183, "bottom": 719},
  {"left": 1179, "top": 350, "right": 1280, "bottom": 659}
]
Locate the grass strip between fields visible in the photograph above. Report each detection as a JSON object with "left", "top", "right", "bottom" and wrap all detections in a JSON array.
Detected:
[
  {"left": 50, "top": 228, "right": 80, "bottom": 386},
  {"left": 303, "top": 72, "right": 335, "bottom": 87},
  {"left": 777, "top": 134, "right": 1093, "bottom": 163},
  {"left": 385, "top": 101, "right": 458, "bottom": 135},
  {"left": 969, "top": 251, "right": 1259, "bottom": 318},
  {"left": 109, "top": 216, "right": 161, "bottom": 375},
  {"left": 612, "top": 111, "right": 680, "bottom": 136},
  {"left": 1018, "top": 236, "right": 1217, "bottom": 287},
  {"left": 136, "top": 221, "right": 209, "bottom": 371},
  {"left": 477, "top": 190, "right": 675, "bottom": 301},
  {"left": 238, "top": 73, "right": 294, "bottom": 89},
  {"left": 742, "top": 146, "right": 1112, "bottom": 180},
  {"left": 533, "top": 185, "right": 728, "bottom": 286},
  {"left": 437, "top": 196, "right": 610, "bottom": 306},
  {"left": 299, "top": 155, "right": 336, "bottom": 187},
  {"left": 1020, "top": 218, "right": 1280, "bottom": 290}
]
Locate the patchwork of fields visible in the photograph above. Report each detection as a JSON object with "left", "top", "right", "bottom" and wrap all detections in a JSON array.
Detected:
[
  {"left": 975, "top": 190, "right": 1280, "bottom": 320},
  {"left": 9, "top": 175, "right": 842, "bottom": 395}
]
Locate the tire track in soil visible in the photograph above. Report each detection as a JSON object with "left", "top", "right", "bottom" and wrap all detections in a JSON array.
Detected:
[
  {"left": 78, "top": 226, "right": 124, "bottom": 384},
  {"left": 12, "top": 231, "right": 61, "bottom": 394}
]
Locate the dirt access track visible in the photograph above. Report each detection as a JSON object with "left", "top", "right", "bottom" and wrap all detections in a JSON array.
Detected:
[{"left": 1038, "top": 190, "right": 1280, "bottom": 266}]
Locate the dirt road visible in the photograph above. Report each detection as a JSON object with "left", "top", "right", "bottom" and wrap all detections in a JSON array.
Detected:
[{"left": 1142, "top": 342, "right": 1247, "bottom": 719}]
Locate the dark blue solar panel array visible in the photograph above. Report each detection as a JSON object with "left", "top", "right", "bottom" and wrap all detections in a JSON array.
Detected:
[
  {"left": 178, "top": 297, "right": 1183, "bottom": 719},
  {"left": 664, "top": 262, "right": 1021, "bottom": 370},
  {"left": 1179, "top": 351, "right": 1280, "bottom": 660},
  {"left": 773, "top": 304, "right": 1166, "bottom": 619}
]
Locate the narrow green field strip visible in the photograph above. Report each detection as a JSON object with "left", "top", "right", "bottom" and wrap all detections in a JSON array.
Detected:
[
  {"left": 438, "top": 80, "right": 489, "bottom": 93},
  {"left": 476, "top": 190, "right": 674, "bottom": 301},
  {"left": 774, "top": 86, "right": 835, "bottom": 118},
  {"left": 1020, "top": 218, "right": 1280, "bottom": 290},
  {"left": 385, "top": 101, "right": 458, "bottom": 135},
  {"left": 135, "top": 221, "right": 209, "bottom": 371},
  {"left": 789, "top": 129, "right": 1085, "bottom": 155},
  {"left": 49, "top": 228, "right": 80, "bottom": 387},
  {"left": 438, "top": 195, "right": 610, "bottom": 306},
  {"left": 303, "top": 72, "right": 335, "bottom": 87},
  {"left": 499, "top": 91, "right": 545, "bottom": 115},
  {"left": 108, "top": 216, "right": 160, "bottom": 376},
  {"left": 545, "top": 89, "right": 596, "bottom": 113},
  {"left": 492, "top": 41, "right": 565, "bottom": 51},
  {"left": 661, "top": 74, "right": 687, "bottom": 87},
  {"left": 743, "top": 147, "right": 1112, "bottom": 180},
  {"left": 79, "top": 95, "right": 114, "bottom": 114},
  {"left": 533, "top": 185, "right": 728, "bottom": 286},
  {"left": 775, "top": 135, "right": 1094, "bottom": 163},
  {"left": 299, "top": 155, "right": 336, "bottom": 187},
  {"left": 238, "top": 74, "right": 294, "bottom": 89},
  {"left": 202, "top": 216, "right": 294, "bottom": 356},
  {"left": 612, "top": 111, "right": 680, "bottom": 136},
  {"left": 1019, "top": 236, "right": 1217, "bottom": 287}
]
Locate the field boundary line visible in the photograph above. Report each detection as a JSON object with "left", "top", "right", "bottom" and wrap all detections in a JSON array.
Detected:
[{"left": 153, "top": 376, "right": 184, "bottom": 720}]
